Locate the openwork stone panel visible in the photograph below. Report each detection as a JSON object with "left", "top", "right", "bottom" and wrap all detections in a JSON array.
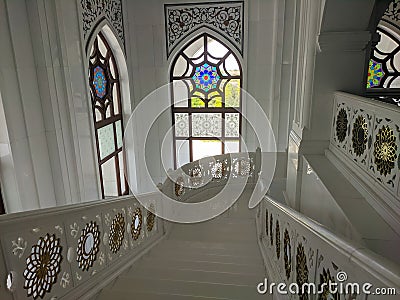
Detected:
[
  {"left": 296, "top": 243, "right": 309, "bottom": 300},
  {"left": 0, "top": 198, "right": 163, "bottom": 299},
  {"left": 77, "top": 221, "right": 100, "bottom": 271},
  {"left": 269, "top": 214, "right": 273, "bottom": 246},
  {"left": 283, "top": 229, "right": 291, "bottom": 280},
  {"left": 331, "top": 93, "right": 400, "bottom": 199},
  {"left": 109, "top": 213, "right": 125, "bottom": 253},
  {"left": 335, "top": 107, "right": 349, "bottom": 146},
  {"left": 23, "top": 234, "right": 63, "bottom": 299},
  {"left": 146, "top": 205, "right": 156, "bottom": 232},
  {"left": 275, "top": 220, "right": 281, "bottom": 260},
  {"left": 174, "top": 177, "right": 185, "bottom": 197},
  {"left": 318, "top": 268, "right": 338, "bottom": 300},
  {"left": 369, "top": 118, "right": 400, "bottom": 193},
  {"left": 165, "top": 2, "right": 244, "bottom": 57}
]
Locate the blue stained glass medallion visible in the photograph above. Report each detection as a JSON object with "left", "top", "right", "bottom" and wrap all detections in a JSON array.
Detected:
[
  {"left": 192, "top": 63, "right": 220, "bottom": 92},
  {"left": 93, "top": 66, "right": 107, "bottom": 98}
]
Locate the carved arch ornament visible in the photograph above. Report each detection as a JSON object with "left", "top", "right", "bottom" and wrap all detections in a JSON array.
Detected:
[{"left": 165, "top": 1, "right": 244, "bottom": 58}]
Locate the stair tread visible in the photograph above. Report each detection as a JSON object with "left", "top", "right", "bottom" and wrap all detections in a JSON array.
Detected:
[
  {"left": 132, "top": 257, "right": 265, "bottom": 275},
  {"left": 97, "top": 289, "right": 224, "bottom": 300},
  {"left": 147, "top": 249, "right": 263, "bottom": 265},
  {"left": 121, "top": 266, "right": 262, "bottom": 286},
  {"left": 159, "top": 239, "right": 261, "bottom": 254},
  {"left": 109, "top": 277, "right": 266, "bottom": 300}
]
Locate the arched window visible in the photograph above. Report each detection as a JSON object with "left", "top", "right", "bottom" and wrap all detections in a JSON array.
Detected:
[
  {"left": 171, "top": 33, "right": 242, "bottom": 168},
  {"left": 89, "top": 32, "right": 127, "bottom": 198},
  {"left": 366, "top": 0, "right": 400, "bottom": 105}
]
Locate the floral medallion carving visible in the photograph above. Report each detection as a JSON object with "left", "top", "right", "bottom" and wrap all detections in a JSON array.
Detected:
[
  {"left": 234, "top": 158, "right": 251, "bottom": 177},
  {"left": 190, "top": 165, "right": 203, "bottom": 186},
  {"left": 109, "top": 213, "right": 125, "bottom": 253},
  {"left": 352, "top": 115, "right": 368, "bottom": 157},
  {"left": 336, "top": 108, "right": 348, "bottom": 143},
  {"left": 283, "top": 229, "right": 291, "bottom": 280},
  {"left": 131, "top": 208, "right": 143, "bottom": 240},
  {"left": 318, "top": 268, "right": 339, "bottom": 300},
  {"left": 77, "top": 221, "right": 100, "bottom": 271},
  {"left": 211, "top": 161, "right": 227, "bottom": 180},
  {"left": 269, "top": 214, "right": 273, "bottom": 246},
  {"left": 373, "top": 125, "right": 398, "bottom": 176},
  {"left": 146, "top": 205, "right": 156, "bottom": 232},
  {"left": 175, "top": 177, "right": 184, "bottom": 197},
  {"left": 296, "top": 243, "right": 309, "bottom": 300},
  {"left": 165, "top": 2, "right": 244, "bottom": 57},
  {"left": 23, "top": 234, "right": 62, "bottom": 299},
  {"left": 275, "top": 220, "right": 281, "bottom": 259}
]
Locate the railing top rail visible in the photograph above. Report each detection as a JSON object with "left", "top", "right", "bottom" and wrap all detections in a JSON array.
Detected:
[
  {"left": 335, "top": 91, "right": 400, "bottom": 113},
  {"left": 0, "top": 193, "right": 159, "bottom": 224}
]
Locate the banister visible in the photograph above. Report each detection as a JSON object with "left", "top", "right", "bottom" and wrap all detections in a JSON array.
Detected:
[
  {"left": 259, "top": 195, "right": 400, "bottom": 298},
  {"left": 0, "top": 193, "right": 165, "bottom": 299}
]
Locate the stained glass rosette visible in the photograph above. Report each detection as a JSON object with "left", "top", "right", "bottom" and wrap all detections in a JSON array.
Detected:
[
  {"left": 192, "top": 63, "right": 220, "bottom": 92},
  {"left": 93, "top": 66, "right": 107, "bottom": 98},
  {"left": 367, "top": 60, "right": 384, "bottom": 88}
]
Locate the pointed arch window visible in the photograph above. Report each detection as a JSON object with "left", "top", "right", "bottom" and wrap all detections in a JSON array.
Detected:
[
  {"left": 171, "top": 33, "right": 243, "bottom": 168},
  {"left": 366, "top": 0, "right": 400, "bottom": 105},
  {"left": 89, "top": 32, "right": 127, "bottom": 198}
]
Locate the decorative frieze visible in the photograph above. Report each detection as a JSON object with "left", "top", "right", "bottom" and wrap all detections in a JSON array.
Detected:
[
  {"left": 80, "top": 0, "right": 125, "bottom": 47},
  {"left": 165, "top": 1, "right": 244, "bottom": 57}
]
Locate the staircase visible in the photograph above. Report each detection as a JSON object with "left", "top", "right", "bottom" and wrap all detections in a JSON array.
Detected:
[{"left": 96, "top": 196, "right": 269, "bottom": 299}]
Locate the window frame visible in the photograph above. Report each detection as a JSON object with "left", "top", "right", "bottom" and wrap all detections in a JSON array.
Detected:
[
  {"left": 170, "top": 33, "right": 243, "bottom": 168},
  {"left": 89, "top": 31, "right": 128, "bottom": 198}
]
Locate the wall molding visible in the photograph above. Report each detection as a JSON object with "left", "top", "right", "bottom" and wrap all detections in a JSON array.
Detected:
[{"left": 318, "top": 31, "right": 371, "bottom": 52}]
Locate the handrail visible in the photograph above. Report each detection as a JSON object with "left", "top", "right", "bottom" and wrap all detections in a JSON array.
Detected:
[
  {"left": 258, "top": 195, "right": 400, "bottom": 297},
  {"left": 0, "top": 193, "right": 165, "bottom": 299},
  {"left": 161, "top": 150, "right": 261, "bottom": 202}
]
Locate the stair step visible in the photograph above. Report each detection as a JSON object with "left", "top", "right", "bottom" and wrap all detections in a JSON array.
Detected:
[
  {"left": 169, "top": 232, "right": 257, "bottom": 243},
  {"left": 97, "top": 289, "right": 220, "bottom": 300},
  {"left": 147, "top": 249, "right": 263, "bottom": 265},
  {"left": 109, "top": 277, "right": 267, "bottom": 300},
  {"left": 132, "top": 257, "right": 265, "bottom": 275},
  {"left": 157, "top": 240, "right": 261, "bottom": 257},
  {"left": 121, "top": 266, "right": 263, "bottom": 286}
]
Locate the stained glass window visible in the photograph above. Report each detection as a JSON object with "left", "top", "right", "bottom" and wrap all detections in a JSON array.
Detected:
[
  {"left": 89, "top": 32, "right": 128, "bottom": 198},
  {"left": 366, "top": 0, "right": 400, "bottom": 106},
  {"left": 171, "top": 34, "right": 242, "bottom": 167}
]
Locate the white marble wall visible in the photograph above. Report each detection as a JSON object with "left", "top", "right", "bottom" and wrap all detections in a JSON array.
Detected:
[{"left": 285, "top": 0, "right": 375, "bottom": 208}]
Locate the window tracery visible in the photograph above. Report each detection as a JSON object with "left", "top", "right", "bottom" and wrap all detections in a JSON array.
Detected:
[{"left": 170, "top": 33, "right": 242, "bottom": 167}]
